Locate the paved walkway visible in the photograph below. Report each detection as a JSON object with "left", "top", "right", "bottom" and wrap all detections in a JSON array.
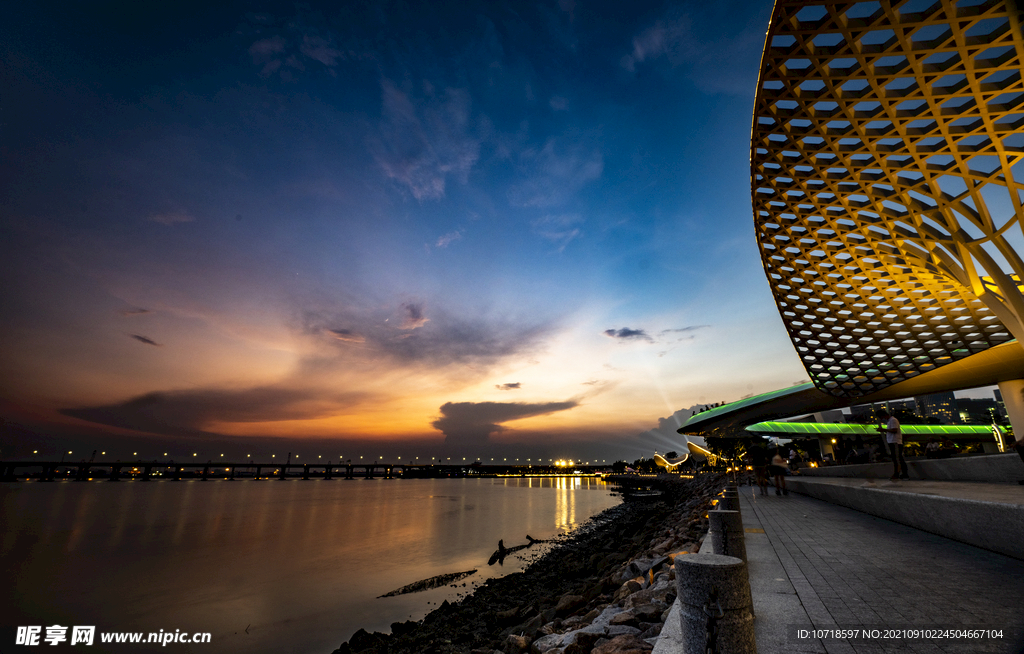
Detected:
[{"left": 740, "top": 486, "right": 1024, "bottom": 654}]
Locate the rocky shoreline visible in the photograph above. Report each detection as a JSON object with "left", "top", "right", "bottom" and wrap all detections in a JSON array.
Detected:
[{"left": 332, "top": 473, "right": 725, "bottom": 654}]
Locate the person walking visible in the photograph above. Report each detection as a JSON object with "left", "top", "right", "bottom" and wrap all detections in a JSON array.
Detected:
[
  {"left": 750, "top": 443, "right": 770, "bottom": 496},
  {"left": 770, "top": 447, "right": 789, "bottom": 496},
  {"left": 879, "top": 410, "right": 908, "bottom": 480}
]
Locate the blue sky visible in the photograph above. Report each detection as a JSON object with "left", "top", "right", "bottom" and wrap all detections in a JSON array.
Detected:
[{"left": 0, "top": 0, "right": 823, "bottom": 461}]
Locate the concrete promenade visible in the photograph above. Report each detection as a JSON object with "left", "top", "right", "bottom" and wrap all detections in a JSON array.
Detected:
[{"left": 740, "top": 487, "right": 1024, "bottom": 654}]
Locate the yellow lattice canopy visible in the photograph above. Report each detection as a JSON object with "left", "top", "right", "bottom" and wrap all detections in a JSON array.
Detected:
[{"left": 752, "top": 0, "right": 1024, "bottom": 398}]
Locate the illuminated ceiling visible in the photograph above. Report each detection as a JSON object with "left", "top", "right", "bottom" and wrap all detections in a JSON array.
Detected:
[{"left": 752, "top": 0, "right": 1024, "bottom": 398}]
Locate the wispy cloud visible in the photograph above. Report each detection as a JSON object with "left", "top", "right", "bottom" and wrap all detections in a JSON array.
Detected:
[
  {"left": 603, "top": 327, "right": 653, "bottom": 343},
  {"left": 148, "top": 212, "right": 195, "bottom": 226},
  {"left": 372, "top": 80, "right": 481, "bottom": 201},
  {"left": 129, "top": 334, "right": 162, "bottom": 346},
  {"left": 495, "top": 382, "right": 521, "bottom": 390},
  {"left": 435, "top": 230, "right": 464, "bottom": 248},
  {"left": 659, "top": 325, "right": 710, "bottom": 341},
  {"left": 431, "top": 399, "right": 579, "bottom": 445},
  {"left": 620, "top": 8, "right": 767, "bottom": 95},
  {"left": 509, "top": 140, "right": 602, "bottom": 208},
  {"left": 300, "top": 34, "right": 343, "bottom": 67},
  {"left": 621, "top": 17, "right": 694, "bottom": 73},
  {"left": 531, "top": 214, "right": 583, "bottom": 251},
  {"left": 121, "top": 308, "right": 152, "bottom": 316}
]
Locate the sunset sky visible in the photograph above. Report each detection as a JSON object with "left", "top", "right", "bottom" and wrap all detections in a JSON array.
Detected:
[{"left": 0, "top": 0, "right": 818, "bottom": 461}]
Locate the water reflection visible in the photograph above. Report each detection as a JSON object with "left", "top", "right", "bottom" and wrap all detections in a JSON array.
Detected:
[{"left": 3, "top": 477, "right": 615, "bottom": 654}]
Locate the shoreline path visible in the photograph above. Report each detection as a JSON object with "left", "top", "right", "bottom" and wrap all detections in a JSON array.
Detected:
[{"left": 739, "top": 487, "right": 1024, "bottom": 654}]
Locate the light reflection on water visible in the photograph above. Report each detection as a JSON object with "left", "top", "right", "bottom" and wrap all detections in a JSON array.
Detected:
[{"left": 2, "top": 477, "right": 616, "bottom": 654}]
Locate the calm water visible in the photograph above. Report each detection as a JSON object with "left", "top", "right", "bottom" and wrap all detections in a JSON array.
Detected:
[{"left": 1, "top": 477, "right": 618, "bottom": 653}]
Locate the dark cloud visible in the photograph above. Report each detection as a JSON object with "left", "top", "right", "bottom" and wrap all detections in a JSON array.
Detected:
[
  {"left": 305, "top": 304, "right": 550, "bottom": 368},
  {"left": 327, "top": 328, "right": 366, "bottom": 343},
  {"left": 401, "top": 302, "right": 429, "bottom": 330},
  {"left": 130, "top": 334, "right": 161, "bottom": 346},
  {"left": 61, "top": 386, "right": 367, "bottom": 437},
  {"left": 121, "top": 308, "right": 152, "bottom": 316},
  {"left": 603, "top": 327, "right": 652, "bottom": 342},
  {"left": 495, "top": 382, "right": 521, "bottom": 390},
  {"left": 431, "top": 399, "right": 579, "bottom": 446}
]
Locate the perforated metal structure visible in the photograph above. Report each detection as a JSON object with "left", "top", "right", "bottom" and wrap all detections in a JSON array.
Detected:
[{"left": 752, "top": 0, "right": 1024, "bottom": 398}]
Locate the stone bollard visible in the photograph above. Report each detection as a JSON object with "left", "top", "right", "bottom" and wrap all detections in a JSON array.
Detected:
[
  {"left": 708, "top": 509, "right": 747, "bottom": 562},
  {"left": 717, "top": 491, "right": 740, "bottom": 512},
  {"left": 675, "top": 553, "right": 756, "bottom": 654}
]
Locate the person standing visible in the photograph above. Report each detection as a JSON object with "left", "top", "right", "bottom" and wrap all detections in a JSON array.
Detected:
[{"left": 879, "top": 410, "right": 908, "bottom": 480}]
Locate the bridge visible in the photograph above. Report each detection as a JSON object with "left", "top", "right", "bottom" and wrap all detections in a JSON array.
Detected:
[
  {"left": 0, "top": 460, "right": 444, "bottom": 482},
  {"left": 0, "top": 460, "right": 608, "bottom": 482}
]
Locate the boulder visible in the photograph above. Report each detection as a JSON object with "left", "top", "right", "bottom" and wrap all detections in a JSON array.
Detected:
[
  {"left": 613, "top": 579, "right": 642, "bottom": 602},
  {"left": 608, "top": 610, "right": 639, "bottom": 627},
  {"left": 555, "top": 593, "right": 585, "bottom": 616},
  {"left": 606, "top": 625, "right": 642, "bottom": 637},
  {"left": 504, "top": 633, "right": 532, "bottom": 653},
  {"left": 590, "top": 633, "right": 654, "bottom": 654}
]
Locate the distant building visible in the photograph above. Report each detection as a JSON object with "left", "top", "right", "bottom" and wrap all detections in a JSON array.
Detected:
[
  {"left": 995, "top": 390, "right": 1006, "bottom": 421},
  {"left": 915, "top": 393, "right": 959, "bottom": 425},
  {"left": 956, "top": 398, "right": 1002, "bottom": 426}
]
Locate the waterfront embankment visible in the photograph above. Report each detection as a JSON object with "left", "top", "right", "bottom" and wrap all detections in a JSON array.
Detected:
[{"left": 332, "top": 473, "right": 725, "bottom": 654}]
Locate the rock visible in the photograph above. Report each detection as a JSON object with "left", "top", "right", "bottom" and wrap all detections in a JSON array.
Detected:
[
  {"left": 562, "top": 631, "right": 602, "bottom": 653},
  {"left": 554, "top": 594, "right": 585, "bottom": 616},
  {"left": 639, "top": 623, "right": 661, "bottom": 639},
  {"left": 631, "top": 604, "right": 662, "bottom": 623},
  {"left": 612, "top": 579, "right": 642, "bottom": 602},
  {"left": 609, "top": 610, "right": 638, "bottom": 627},
  {"left": 590, "top": 633, "right": 654, "bottom": 654},
  {"left": 390, "top": 620, "right": 417, "bottom": 637},
  {"left": 530, "top": 632, "right": 565, "bottom": 653},
  {"left": 565, "top": 630, "right": 603, "bottom": 648},
  {"left": 582, "top": 607, "right": 602, "bottom": 623},
  {"left": 505, "top": 633, "right": 532, "bottom": 653},
  {"left": 607, "top": 625, "right": 642, "bottom": 637},
  {"left": 496, "top": 607, "right": 520, "bottom": 621},
  {"left": 505, "top": 611, "right": 545, "bottom": 640},
  {"left": 622, "top": 579, "right": 672, "bottom": 609}
]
